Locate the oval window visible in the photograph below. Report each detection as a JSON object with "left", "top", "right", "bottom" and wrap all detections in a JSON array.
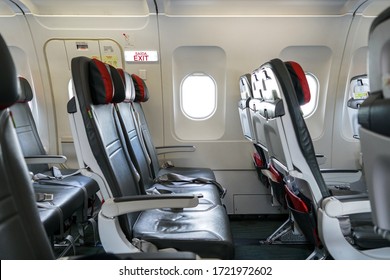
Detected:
[{"left": 181, "top": 73, "right": 217, "bottom": 120}]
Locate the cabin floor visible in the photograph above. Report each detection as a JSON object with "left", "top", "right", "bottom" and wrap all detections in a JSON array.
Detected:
[{"left": 53, "top": 214, "right": 314, "bottom": 260}]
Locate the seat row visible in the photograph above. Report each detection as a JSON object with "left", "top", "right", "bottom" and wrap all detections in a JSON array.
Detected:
[
  {"left": 0, "top": 32, "right": 233, "bottom": 259},
  {"left": 0, "top": 33, "right": 194, "bottom": 260},
  {"left": 237, "top": 6, "right": 390, "bottom": 259},
  {"left": 9, "top": 76, "right": 101, "bottom": 251},
  {"left": 67, "top": 57, "right": 234, "bottom": 259}
]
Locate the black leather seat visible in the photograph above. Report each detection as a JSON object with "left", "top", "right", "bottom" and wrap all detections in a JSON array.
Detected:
[
  {"left": 255, "top": 58, "right": 390, "bottom": 259},
  {"left": 9, "top": 77, "right": 100, "bottom": 237},
  {"left": 68, "top": 57, "right": 234, "bottom": 259},
  {"left": 12, "top": 77, "right": 100, "bottom": 198},
  {"left": 115, "top": 69, "right": 223, "bottom": 205}
]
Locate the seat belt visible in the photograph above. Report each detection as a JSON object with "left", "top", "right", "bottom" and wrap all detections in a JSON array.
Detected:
[
  {"left": 154, "top": 173, "right": 227, "bottom": 198},
  {"left": 37, "top": 202, "right": 65, "bottom": 237},
  {"left": 32, "top": 167, "right": 90, "bottom": 220}
]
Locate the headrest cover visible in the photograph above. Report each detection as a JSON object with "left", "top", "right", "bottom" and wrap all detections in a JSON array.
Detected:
[
  {"left": 117, "top": 69, "right": 136, "bottom": 103},
  {"left": 239, "top": 74, "right": 253, "bottom": 100},
  {"left": 131, "top": 74, "right": 149, "bottom": 103},
  {"left": 18, "top": 77, "right": 34, "bottom": 103},
  {"left": 89, "top": 59, "right": 125, "bottom": 104},
  {"left": 285, "top": 61, "right": 311, "bottom": 106},
  {"left": 0, "top": 35, "right": 20, "bottom": 109}
]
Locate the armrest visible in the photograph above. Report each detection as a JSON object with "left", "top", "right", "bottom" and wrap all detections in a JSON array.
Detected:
[
  {"left": 156, "top": 145, "right": 196, "bottom": 155},
  {"left": 322, "top": 195, "right": 371, "bottom": 217},
  {"left": 101, "top": 194, "right": 199, "bottom": 218},
  {"left": 24, "top": 155, "right": 67, "bottom": 165}
]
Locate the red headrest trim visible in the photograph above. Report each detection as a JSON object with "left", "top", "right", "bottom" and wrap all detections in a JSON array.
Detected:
[
  {"left": 131, "top": 74, "right": 147, "bottom": 102},
  {"left": 287, "top": 61, "right": 311, "bottom": 105},
  {"left": 91, "top": 59, "right": 113, "bottom": 103}
]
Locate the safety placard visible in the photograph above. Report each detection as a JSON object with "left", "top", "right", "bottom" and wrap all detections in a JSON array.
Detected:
[{"left": 125, "top": 50, "right": 158, "bottom": 62}]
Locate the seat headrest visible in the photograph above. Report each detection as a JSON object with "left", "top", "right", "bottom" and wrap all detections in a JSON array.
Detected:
[
  {"left": 0, "top": 34, "right": 20, "bottom": 109},
  {"left": 285, "top": 61, "right": 311, "bottom": 106},
  {"left": 89, "top": 59, "right": 125, "bottom": 104},
  {"left": 117, "top": 69, "right": 136, "bottom": 103},
  {"left": 18, "top": 77, "right": 34, "bottom": 103},
  {"left": 239, "top": 74, "right": 253, "bottom": 100},
  {"left": 368, "top": 6, "right": 390, "bottom": 97},
  {"left": 131, "top": 74, "right": 149, "bottom": 103}
]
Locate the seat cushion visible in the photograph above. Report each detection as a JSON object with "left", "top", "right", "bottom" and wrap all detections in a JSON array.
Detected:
[
  {"left": 148, "top": 183, "right": 222, "bottom": 206},
  {"left": 157, "top": 166, "right": 216, "bottom": 181},
  {"left": 38, "top": 207, "right": 62, "bottom": 236},
  {"left": 41, "top": 169, "right": 99, "bottom": 197},
  {"left": 133, "top": 205, "right": 234, "bottom": 259},
  {"left": 34, "top": 183, "right": 85, "bottom": 219}
]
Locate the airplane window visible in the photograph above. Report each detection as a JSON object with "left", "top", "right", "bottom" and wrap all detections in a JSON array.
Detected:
[
  {"left": 301, "top": 73, "right": 318, "bottom": 117},
  {"left": 181, "top": 73, "right": 217, "bottom": 120}
]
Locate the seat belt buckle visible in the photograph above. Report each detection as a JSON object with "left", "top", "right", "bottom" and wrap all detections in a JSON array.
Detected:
[{"left": 35, "top": 193, "right": 54, "bottom": 202}]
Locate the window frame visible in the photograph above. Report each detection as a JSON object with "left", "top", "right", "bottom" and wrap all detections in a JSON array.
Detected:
[
  {"left": 301, "top": 72, "right": 319, "bottom": 118},
  {"left": 180, "top": 72, "right": 217, "bottom": 121}
]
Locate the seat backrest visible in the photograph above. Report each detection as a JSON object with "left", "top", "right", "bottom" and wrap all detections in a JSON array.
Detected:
[
  {"left": 130, "top": 74, "right": 161, "bottom": 178},
  {"left": 238, "top": 74, "right": 255, "bottom": 141},
  {"left": 115, "top": 69, "right": 155, "bottom": 189},
  {"left": 256, "top": 59, "right": 330, "bottom": 207},
  {"left": 69, "top": 57, "right": 143, "bottom": 237},
  {"left": 0, "top": 34, "right": 54, "bottom": 260},
  {"left": 359, "top": 6, "right": 390, "bottom": 240},
  {"left": 9, "top": 77, "right": 48, "bottom": 174}
]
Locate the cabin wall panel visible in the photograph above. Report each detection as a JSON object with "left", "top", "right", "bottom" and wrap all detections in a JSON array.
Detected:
[
  {"left": 332, "top": 14, "right": 376, "bottom": 169},
  {"left": 159, "top": 15, "right": 352, "bottom": 171},
  {"left": 23, "top": 13, "right": 163, "bottom": 160}
]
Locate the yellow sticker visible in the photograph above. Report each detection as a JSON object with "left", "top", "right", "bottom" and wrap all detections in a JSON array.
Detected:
[{"left": 102, "top": 55, "right": 118, "bottom": 67}]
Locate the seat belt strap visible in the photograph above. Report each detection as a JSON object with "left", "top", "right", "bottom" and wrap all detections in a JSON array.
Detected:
[{"left": 37, "top": 202, "right": 64, "bottom": 237}]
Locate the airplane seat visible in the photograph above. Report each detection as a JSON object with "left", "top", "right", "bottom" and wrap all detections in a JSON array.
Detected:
[
  {"left": 9, "top": 77, "right": 100, "bottom": 240},
  {"left": 68, "top": 57, "right": 234, "bottom": 259},
  {"left": 250, "top": 60, "right": 322, "bottom": 250},
  {"left": 260, "top": 58, "right": 390, "bottom": 259},
  {"left": 130, "top": 73, "right": 217, "bottom": 180},
  {"left": 0, "top": 33, "right": 55, "bottom": 259},
  {"left": 359, "top": 6, "right": 390, "bottom": 242},
  {"left": 115, "top": 69, "right": 223, "bottom": 206}
]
